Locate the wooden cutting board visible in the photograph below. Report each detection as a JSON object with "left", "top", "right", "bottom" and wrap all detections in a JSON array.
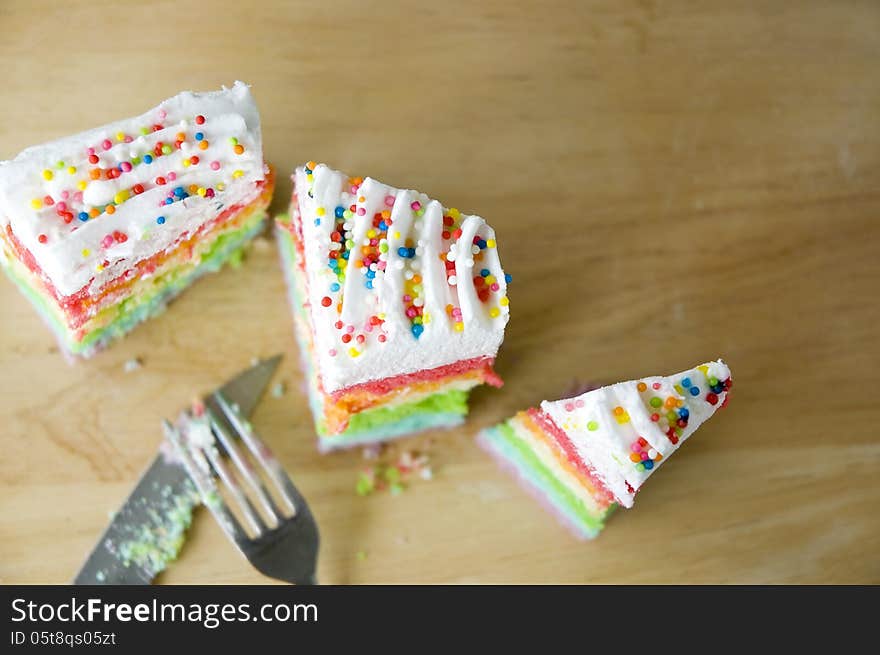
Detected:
[{"left": 1, "top": 0, "right": 877, "bottom": 583}]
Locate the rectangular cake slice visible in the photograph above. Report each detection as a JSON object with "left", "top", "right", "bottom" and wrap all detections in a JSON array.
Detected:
[
  {"left": 479, "top": 360, "right": 732, "bottom": 538},
  {"left": 277, "top": 162, "right": 511, "bottom": 451},
  {"left": 0, "top": 82, "right": 273, "bottom": 357}
]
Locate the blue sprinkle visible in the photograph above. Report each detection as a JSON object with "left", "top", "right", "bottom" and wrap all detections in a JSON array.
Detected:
[
  {"left": 411, "top": 324, "right": 424, "bottom": 338},
  {"left": 378, "top": 221, "right": 387, "bottom": 231},
  {"left": 480, "top": 268, "right": 490, "bottom": 277},
  {"left": 407, "top": 247, "right": 416, "bottom": 258},
  {"left": 174, "top": 186, "right": 186, "bottom": 198},
  {"left": 143, "top": 154, "right": 153, "bottom": 164},
  {"left": 77, "top": 212, "right": 89, "bottom": 222},
  {"left": 156, "top": 216, "right": 166, "bottom": 225},
  {"left": 164, "top": 198, "right": 173, "bottom": 205},
  {"left": 366, "top": 281, "right": 373, "bottom": 289},
  {"left": 342, "top": 251, "right": 350, "bottom": 260},
  {"left": 304, "top": 166, "right": 312, "bottom": 174},
  {"left": 504, "top": 273, "right": 512, "bottom": 283},
  {"left": 314, "top": 219, "right": 321, "bottom": 226},
  {"left": 643, "top": 459, "right": 654, "bottom": 470},
  {"left": 689, "top": 386, "right": 700, "bottom": 396},
  {"left": 195, "top": 132, "right": 204, "bottom": 141},
  {"left": 397, "top": 247, "right": 409, "bottom": 257},
  {"left": 477, "top": 239, "right": 487, "bottom": 249},
  {"left": 330, "top": 282, "right": 340, "bottom": 292},
  {"left": 678, "top": 407, "right": 690, "bottom": 419},
  {"left": 335, "top": 206, "right": 345, "bottom": 218},
  {"left": 681, "top": 377, "right": 692, "bottom": 388},
  {"left": 366, "top": 270, "right": 375, "bottom": 279}
]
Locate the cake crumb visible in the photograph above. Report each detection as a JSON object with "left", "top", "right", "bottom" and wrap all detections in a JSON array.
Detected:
[
  {"left": 123, "top": 358, "right": 142, "bottom": 373},
  {"left": 271, "top": 381, "right": 286, "bottom": 398},
  {"left": 355, "top": 447, "right": 434, "bottom": 497},
  {"left": 356, "top": 550, "right": 368, "bottom": 561}
]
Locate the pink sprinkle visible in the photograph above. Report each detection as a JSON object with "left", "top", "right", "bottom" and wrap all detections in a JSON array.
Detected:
[
  {"left": 384, "top": 195, "right": 395, "bottom": 207},
  {"left": 346, "top": 325, "right": 355, "bottom": 334},
  {"left": 369, "top": 238, "right": 378, "bottom": 246},
  {"left": 101, "top": 139, "right": 112, "bottom": 151},
  {"left": 158, "top": 110, "right": 167, "bottom": 120},
  {"left": 378, "top": 335, "right": 386, "bottom": 343},
  {"left": 631, "top": 442, "right": 641, "bottom": 452},
  {"left": 124, "top": 136, "right": 133, "bottom": 143},
  {"left": 167, "top": 172, "right": 177, "bottom": 181},
  {"left": 210, "top": 161, "right": 220, "bottom": 171},
  {"left": 402, "top": 294, "right": 411, "bottom": 302},
  {"left": 652, "top": 382, "right": 661, "bottom": 390},
  {"left": 410, "top": 201, "right": 421, "bottom": 211},
  {"left": 205, "top": 188, "right": 215, "bottom": 198},
  {"left": 56, "top": 202, "right": 67, "bottom": 211},
  {"left": 365, "top": 324, "right": 373, "bottom": 333},
  {"left": 349, "top": 185, "right": 358, "bottom": 193},
  {"left": 575, "top": 399, "right": 585, "bottom": 408},
  {"left": 564, "top": 403, "right": 575, "bottom": 412},
  {"left": 328, "top": 349, "right": 337, "bottom": 357},
  {"left": 405, "top": 307, "right": 417, "bottom": 318},
  {"left": 640, "top": 452, "right": 649, "bottom": 461},
  {"left": 60, "top": 191, "right": 70, "bottom": 200},
  {"left": 73, "top": 192, "right": 83, "bottom": 203},
  {"left": 357, "top": 207, "right": 366, "bottom": 215},
  {"left": 120, "top": 162, "right": 132, "bottom": 172},
  {"left": 101, "top": 235, "right": 114, "bottom": 249},
  {"left": 86, "top": 147, "right": 95, "bottom": 156},
  {"left": 356, "top": 335, "right": 365, "bottom": 344},
  {"left": 490, "top": 283, "right": 500, "bottom": 291}
]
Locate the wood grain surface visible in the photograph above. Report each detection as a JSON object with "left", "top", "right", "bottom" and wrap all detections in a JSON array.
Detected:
[{"left": 1, "top": 0, "right": 878, "bottom": 584}]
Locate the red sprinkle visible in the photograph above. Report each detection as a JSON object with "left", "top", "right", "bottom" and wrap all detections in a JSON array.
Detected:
[
  {"left": 195, "top": 115, "right": 205, "bottom": 125},
  {"left": 132, "top": 184, "right": 144, "bottom": 195},
  {"left": 706, "top": 392, "right": 719, "bottom": 406},
  {"left": 155, "top": 176, "right": 166, "bottom": 186},
  {"left": 321, "top": 296, "right": 332, "bottom": 307},
  {"left": 88, "top": 154, "right": 99, "bottom": 164},
  {"left": 37, "top": 234, "right": 47, "bottom": 244},
  {"left": 341, "top": 333, "right": 352, "bottom": 344}
]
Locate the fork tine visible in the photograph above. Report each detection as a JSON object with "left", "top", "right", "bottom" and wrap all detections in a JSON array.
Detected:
[
  {"left": 201, "top": 440, "right": 266, "bottom": 538},
  {"left": 162, "top": 419, "right": 250, "bottom": 547},
  {"left": 214, "top": 392, "right": 297, "bottom": 515},
  {"left": 207, "top": 408, "right": 281, "bottom": 527}
]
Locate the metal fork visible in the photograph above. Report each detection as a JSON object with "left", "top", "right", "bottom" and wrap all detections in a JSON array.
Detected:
[{"left": 163, "top": 392, "right": 319, "bottom": 585}]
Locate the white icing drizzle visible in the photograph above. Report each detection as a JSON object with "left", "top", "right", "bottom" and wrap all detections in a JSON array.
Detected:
[
  {"left": 291, "top": 163, "right": 511, "bottom": 393},
  {"left": 541, "top": 360, "right": 732, "bottom": 507},
  {"left": 0, "top": 82, "right": 265, "bottom": 297}
]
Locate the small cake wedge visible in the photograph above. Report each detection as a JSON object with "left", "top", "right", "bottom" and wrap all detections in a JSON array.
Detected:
[
  {"left": 0, "top": 82, "right": 273, "bottom": 357},
  {"left": 479, "top": 360, "right": 732, "bottom": 538},
  {"left": 277, "top": 162, "right": 511, "bottom": 451}
]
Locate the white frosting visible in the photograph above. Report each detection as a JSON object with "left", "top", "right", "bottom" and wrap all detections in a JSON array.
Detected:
[
  {"left": 0, "top": 82, "right": 265, "bottom": 297},
  {"left": 292, "top": 164, "right": 510, "bottom": 393},
  {"left": 541, "top": 360, "right": 731, "bottom": 507}
]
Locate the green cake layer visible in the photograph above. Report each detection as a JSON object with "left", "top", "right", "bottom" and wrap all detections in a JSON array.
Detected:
[
  {"left": 2, "top": 212, "right": 267, "bottom": 357},
  {"left": 479, "top": 422, "right": 615, "bottom": 538}
]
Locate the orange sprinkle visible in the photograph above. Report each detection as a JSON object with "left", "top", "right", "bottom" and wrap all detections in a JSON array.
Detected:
[
  {"left": 105, "top": 205, "right": 115, "bottom": 215},
  {"left": 629, "top": 453, "right": 642, "bottom": 463},
  {"left": 198, "top": 140, "right": 209, "bottom": 150},
  {"left": 637, "top": 382, "right": 647, "bottom": 392},
  {"left": 89, "top": 168, "right": 102, "bottom": 180},
  {"left": 233, "top": 144, "right": 244, "bottom": 155},
  {"left": 176, "top": 132, "right": 186, "bottom": 141},
  {"left": 665, "top": 397, "right": 677, "bottom": 409},
  {"left": 89, "top": 208, "right": 99, "bottom": 218},
  {"left": 613, "top": 406, "right": 624, "bottom": 416},
  {"left": 381, "top": 210, "right": 391, "bottom": 220},
  {"left": 306, "top": 160, "right": 317, "bottom": 170},
  {"left": 188, "top": 184, "right": 198, "bottom": 194}
]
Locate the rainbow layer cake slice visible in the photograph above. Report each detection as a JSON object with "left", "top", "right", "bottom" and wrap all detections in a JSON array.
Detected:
[
  {"left": 277, "top": 163, "right": 511, "bottom": 451},
  {"left": 479, "top": 360, "right": 732, "bottom": 538},
  {"left": 0, "top": 82, "right": 274, "bottom": 357}
]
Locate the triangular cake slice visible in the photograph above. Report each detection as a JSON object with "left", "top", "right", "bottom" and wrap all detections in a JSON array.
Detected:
[
  {"left": 479, "top": 360, "right": 732, "bottom": 538},
  {"left": 277, "top": 162, "right": 511, "bottom": 451},
  {"left": 0, "top": 82, "right": 273, "bottom": 358}
]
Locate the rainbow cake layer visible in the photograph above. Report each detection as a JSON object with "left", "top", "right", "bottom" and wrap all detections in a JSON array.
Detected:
[
  {"left": 479, "top": 360, "right": 732, "bottom": 538},
  {"left": 277, "top": 162, "right": 511, "bottom": 452},
  {"left": 0, "top": 82, "right": 273, "bottom": 357}
]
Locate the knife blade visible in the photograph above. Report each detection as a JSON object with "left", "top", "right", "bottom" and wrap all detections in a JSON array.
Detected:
[{"left": 72, "top": 355, "right": 282, "bottom": 584}]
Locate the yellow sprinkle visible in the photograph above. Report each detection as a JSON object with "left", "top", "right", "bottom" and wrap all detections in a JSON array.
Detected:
[
  {"left": 316, "top": 207, "right": 326, "bottom": 216},
  {"left": 306, "top": 173, "right": 313, "bottom": 182},
  {"left": 674, "top": 384, "right": 684, "bottom": 395},
  {"left": 485, "top": 275, "right": 496, "bottom": 285},
  {"left": 30, "top": 198, "right": 42, "bottom": 210},
  {"left": 77, "top": 180, "right": 88, "bottom": 191},
  {"left": 449, "top": 208, "right": 461, "bottom": 220},
  {"left": 366, "top": 229, "right": 376, "bottom": 238},
  {"left": 42, "top": 169, "right": 53, "bottom": 181},
  {"left": 114, "top": 190, "right": 130, "bottom": 204},
  {"left": 698, "top": 365, "right": 709, "bottom": 375},
  {"left": 499, "top": 296, "right": 509, "bottom": 306},
  {"left": 116, "top": 131, "right": 125, "bottom": 141},
  {"left": 233, "top": 169, "right": 244, "bottom": 179},
  {"left": 81, "top": 249, "right": 90, "bottom": 257},
  {"left": 67, "top": 166, "right": 76, "bottom": 175},
  {"left": 182, "top": 158, "right": 191, "bottom": 167},
  {"left": 378, "top": 313, "right": 386, "bottom": 319},
  {"left": 95, "top": 263, "right": 104, "bottom": 272},
  {"left": 489, "top": 307, "right": 500, "bottom": 318},
  {"left": 197, "top": 187, "right": 207, "bottom": 197},
  {"left": 423, "top": 313, "right": 431, "bottom": 324},
  {"left": 216, "top": 183, "right": 225, "bottom": 191},
  {"left": 393, "top": 231, "right": 400, "bottom": 239},
  {"left": 349, "top": 348, "right": 361, "bottom": 358},
  {"left": 454, "top": 322, "right": 464, "bottom": 332},
  {"left": 486, "top": 238, "right": 496, "bottom": 248}
]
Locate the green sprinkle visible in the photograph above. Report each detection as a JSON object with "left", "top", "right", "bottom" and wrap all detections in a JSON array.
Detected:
[
  {"left": 587, "top": 420, "right": 599, "bottom": 431},
  {"left": 650, "top": 397, "right": 662, "bottom": 408}
]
